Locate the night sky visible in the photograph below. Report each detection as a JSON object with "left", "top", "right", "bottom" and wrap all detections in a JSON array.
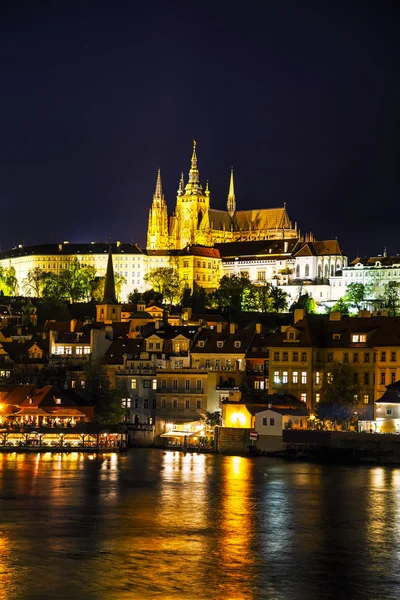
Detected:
[{"left": 1, "top": 1, "right": 398, "bottom": 259}]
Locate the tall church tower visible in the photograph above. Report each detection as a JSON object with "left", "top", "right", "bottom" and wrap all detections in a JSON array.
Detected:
[
  {"left": 174, "top": 141, "right": 210, "bottom": 249},
  {"left": 146, "top": 169, "right": 169, "bottom": 250},
  {"left": 96, "top": 246, "right": 122, "bottom": 323},
  {"left": 227, "top": 167, "right": 236, "bottom": 217}
]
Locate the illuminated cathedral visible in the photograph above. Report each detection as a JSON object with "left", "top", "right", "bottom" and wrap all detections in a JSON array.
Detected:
[{"left": 146, "top": 141, "right": 299, "bottom": 251}]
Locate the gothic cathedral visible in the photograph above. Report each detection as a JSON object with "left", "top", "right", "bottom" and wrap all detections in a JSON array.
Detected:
[{"left": 146, "top": 141, "right": 298, "bottom": 251}]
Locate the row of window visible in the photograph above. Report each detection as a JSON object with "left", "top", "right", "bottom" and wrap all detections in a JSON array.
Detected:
[
  {"left": 274, "top": 351, "right": 308, "bottom": 362},
  {"left": 274, "top": 371, "right": 308, "bottom": 384},
  {"left": 130, "top": 378, "right": 157, "bottom": 390},
  {"left": 159, "top": 379, "right": 203, "bottom": 391},
  {"left": 121, "top": 398, "right": 156, "bottom": 409},
  {"left": 160, "top": 398, "right": 202, "bottom": 409},
  {"left": 54, "top": 346, "right": 90, "bottom": 355}
]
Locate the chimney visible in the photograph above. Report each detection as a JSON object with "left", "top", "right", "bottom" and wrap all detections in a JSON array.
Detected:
[
  {"left": 163, "top": 309, "right": 169, "bottom": 327},
  {"left": 70, "top": 318, "right": 77, "bottom": 333},
  {"left": 294, "top": 308, "right": 305, "bottom": 324},
  {"left": 155, "top": 320, "right": 160, "bottom": 330},
  {"left": 216, "top": 321, "right": 223, "bottom": 333},
  {"left": 255, "top": 323, "right": 262, "bottom": 334},
  {"left": 229, "top": 323, "right": 237, "bottom": 335},
  {"left": 267, "top": 402, "right": 272, "bottom": 409},
  {"left": 358, "top": 310, "right": 371, "bottom": 318},
  {"left": 329, "top": 311, "right": 342, "bottom": 321}
]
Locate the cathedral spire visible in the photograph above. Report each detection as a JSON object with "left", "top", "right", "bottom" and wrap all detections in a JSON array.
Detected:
[
  {"left": 103, "top": 245, "right": 117, "bottom": 304},
  {"left": 177, "top": 171, "right": 185, "bottom": 196},
  {"left": 227, "top": 167, "right": 236, "bottom": 217},
  {"left": 187, "top": 140, "right": 201, "bottom": 191},
  {"left": 154, "top": 168, "right": 163, "bottom": 199}
]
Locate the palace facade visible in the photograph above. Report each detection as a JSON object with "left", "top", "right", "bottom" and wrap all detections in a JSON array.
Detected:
[{"left": 147, "top": 141, "right": 299, "bottom": 251}]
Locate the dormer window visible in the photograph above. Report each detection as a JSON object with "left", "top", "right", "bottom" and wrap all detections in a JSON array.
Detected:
[
  {"left": 352, "top": 334, "right": 367, "bottom": 343},
  {"left": 289, "top": 332, "right": 295, "bottom": 340},
  {"left": 217, "top": 341, "right": 224, "bottom": 348},
  {"left": 333, "top": 333, "right": 341, "bottom": 340},
  {"left": 55, "top": 398, "right": 61, "bottom": 405},
  {"left": 234, "top": 341, "right": 241, "bottom": 348},
  {"left": 198, "top": 340, "right": 205, "bottom": 347}
]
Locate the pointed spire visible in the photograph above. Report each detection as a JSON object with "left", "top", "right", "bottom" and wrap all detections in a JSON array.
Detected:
[
  {"left": 205, "top": 180, "right": 210, "bottom": 197},
  {"left": 154, "top": 168, "right": 163, "bottom": 199},
  {"left": 103, "top": 245, "right": 117, "bottom": 304},
  {"left": 187, "top": 140, "right": 201, "bottom": 191},
  {"left": 227, "top": 167, "right": 236, "bottom": 217},
  {"left": 177, "top": 171, "right": 185, "bottom": 196}
]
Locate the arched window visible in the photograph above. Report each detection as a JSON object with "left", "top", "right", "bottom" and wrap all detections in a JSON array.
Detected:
[
  {"left": 296, "top": 265, "right": 300, "bottom": 278},
  {"left": 324, "top": 265, "right": 329, "bottom": 279},
  {"left": 318, "top": 265, "right": 322, "bottom": 279},
  {"left": 305, "top": 265, "right": 309, "bottom": 277},
  {"left": 330, "top": 264, "right": 334, "bottom": 277}
]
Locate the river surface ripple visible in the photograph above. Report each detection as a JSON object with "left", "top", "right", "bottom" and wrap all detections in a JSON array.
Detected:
[{"left": 0, "top": 450, "right": 399, "bottom": 600}]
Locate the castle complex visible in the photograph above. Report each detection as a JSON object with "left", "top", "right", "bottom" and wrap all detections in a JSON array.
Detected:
[{"left": 147, "top": 141, "right": 299, "bottom": 250}]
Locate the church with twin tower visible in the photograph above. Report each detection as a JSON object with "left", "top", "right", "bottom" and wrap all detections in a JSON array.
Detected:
[{"left": 146, "top": 141, "right": 299, "bottom": 251}]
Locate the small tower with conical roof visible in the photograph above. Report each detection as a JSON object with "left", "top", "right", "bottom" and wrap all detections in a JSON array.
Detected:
[
  {"left": 227, "top": 167, "right": 236, "bottom": 217},
  {"left": 146, "top": 169, "right": 169, "bottom": 250},
  {"left": 96, "top": 246, "right": 122, "bottom": 323}
]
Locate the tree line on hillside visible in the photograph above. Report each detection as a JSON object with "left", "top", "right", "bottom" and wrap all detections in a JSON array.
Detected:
[
  {"left": 16, "top": 260, "right": 126, "bottom": 302},
  {"left": 331, "top": 282, "right": 400, "bottom": 315},
  {"left": 127, "top": 268, "right": 291, "bottom": 316}
]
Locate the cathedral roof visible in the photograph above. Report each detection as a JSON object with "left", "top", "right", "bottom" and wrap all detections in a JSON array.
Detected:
[{"left": 202, "top": 207, "right": 292, "bottom": 233}]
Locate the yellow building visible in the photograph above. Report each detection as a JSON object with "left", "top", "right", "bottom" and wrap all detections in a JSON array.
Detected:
[{"left": 147, "top": 141, "right": 298, "bottom": 251}]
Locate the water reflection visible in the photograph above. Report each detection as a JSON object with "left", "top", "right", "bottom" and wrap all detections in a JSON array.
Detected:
[{"left": 1, "top": 452, "right": 400, "bottom": 599}]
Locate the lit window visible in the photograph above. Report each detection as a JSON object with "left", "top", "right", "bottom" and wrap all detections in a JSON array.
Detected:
[
  {"left": 131, "top": 379, "right": 137, "bottom": 390},
  {"left": 152, "top": 379, "right": 157, "bottom": 390},
  {"left": 315, "top": 393, "right": 320, "bottom": 403},
  {"left": 65, "top": 346, "right": 72, "bottom": 355},
  {"left": 363, "top": 394, "right": 369, "bottom": 404},
  {"left": 55, "top": 398, "right": 61, "bottom": 405},
  {"left": 273, "top": 371, "right": 280, "bottom": 384},
  {"left": 300, "top": 393, "right": 307, "bottom": 403},
  {"left": 282, "top": 371, "right": 288, "bottom": 384},
  {"left": 301, "top": 371, "right": 307, "bottom": 384},
  {"left": 292, "top": 371, "right": 298, "bottom": 384},
  {"left": 83, "top": 346, "right": 90, "bottom": 354},
  {"left": 315, "top": 371, "right": 320, "bottom": 385},
  {"left": 76, "top": 346, "right": 83, "bottom": 355}
]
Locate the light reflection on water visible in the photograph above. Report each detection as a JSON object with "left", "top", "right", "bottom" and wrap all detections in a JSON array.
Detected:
[{"left": 1, "top": 451, "right": 400, "bottom": 599}]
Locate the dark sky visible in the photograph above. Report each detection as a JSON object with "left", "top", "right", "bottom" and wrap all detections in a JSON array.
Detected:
[{"left": 0, "top": 1, "right": 398, "bottom": 259}]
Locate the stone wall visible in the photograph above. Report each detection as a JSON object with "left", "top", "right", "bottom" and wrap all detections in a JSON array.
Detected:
[{"left": 215, "top": 426, "right": 250, "bottom": 455}]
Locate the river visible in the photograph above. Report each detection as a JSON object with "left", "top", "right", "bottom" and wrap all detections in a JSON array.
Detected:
[{"left": 0, "top": 450, "right": 399, "bottom": 600}]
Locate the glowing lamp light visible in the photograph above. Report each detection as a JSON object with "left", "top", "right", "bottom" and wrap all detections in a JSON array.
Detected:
[
  {"left": 231, "top": 411, "right": 246, "bottom": 426},
  {"left": 166, "top": 422, "right": 174, "bottom": 432}
]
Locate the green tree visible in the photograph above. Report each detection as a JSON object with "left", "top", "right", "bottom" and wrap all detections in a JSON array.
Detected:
[
  {"left": 330, "top": 297, "right": 350, "bottom": 316},
  {"left": 291, "top": 291, "right": 317, "bottom": 314},
  {"left": 41, "top": 260, "right": 98, "bottom": 302},
  {"left": 345, "top": 283, "right": 366, "bottom": 310},
  {"left": 83, "top": 360, "right": 125, "bottom": 424},
  {"left": 22, "top": 267, "right": 46, "bottom": 297},
  {"left": 321, "top": 361, "right": 360, "bottom": 406},
  {"left": 0, "top": 266, "right": 18, "bottom": 296},
  {"left": 255, "top": 280, "right": 273, "bottom": 313},
  {"left": 201, "top": 411, "right": 222, "bottom": 427},
  {"left": 144, "top": 267, "right": 182, "bottom": 305},
  {"left": 210, "top": 273, "right": 252, "bottom": 315},
  {"left": 384, "top": 281, "right": 400, "bottom": 315},
  {"left": 92, "top": 272, "right": 126, "bottom": 302},
  {"left": 269, "top": 286, "right": 289, "bottom": 312},
  {"left": 127, "top": 288, "right": 141, "bottom": 305}
]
